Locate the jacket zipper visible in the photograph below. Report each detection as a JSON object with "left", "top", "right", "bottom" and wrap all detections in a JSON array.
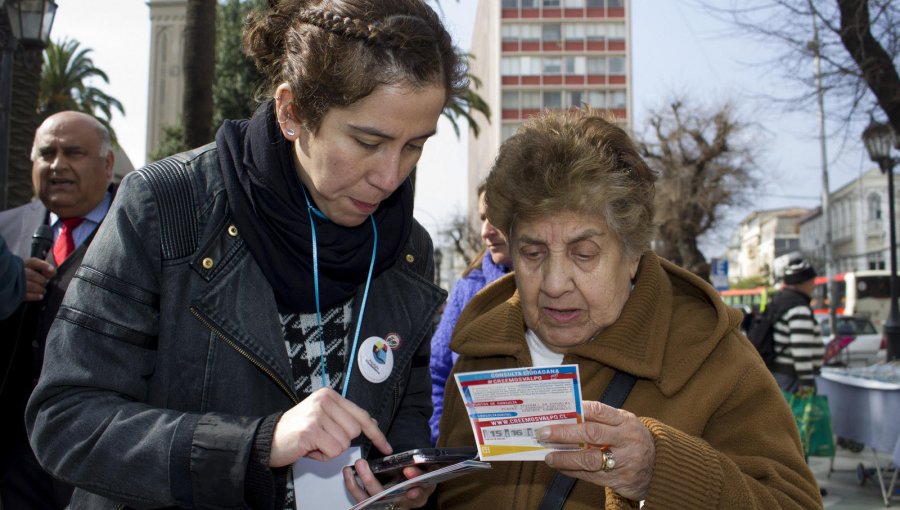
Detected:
[{"left": 190, "top": 307, "right": 298, "bottom": 404}]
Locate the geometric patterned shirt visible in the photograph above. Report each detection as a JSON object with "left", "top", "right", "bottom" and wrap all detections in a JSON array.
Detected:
[
  {"left": 772, "top": 303, "right": 824, "bottom": 387},
  {"left": 280, "top": 298, "right": 353, "bottom": 510},
  {"left": 280, "top": 298, "right": 353, "bottom": 400}
]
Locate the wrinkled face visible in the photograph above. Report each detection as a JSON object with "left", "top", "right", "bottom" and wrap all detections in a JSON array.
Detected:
[
  {"left": 479, "top": 192, "right": 512, "bottom": 267},
  {"left": 512, "top": 210, "right": 640, "bottom": 354},
  {"left": 286, "top": 83, "right": 446, "bottom": 227},
  {"left": 31, "top": 114, "right": 113, "bottom": 218}
]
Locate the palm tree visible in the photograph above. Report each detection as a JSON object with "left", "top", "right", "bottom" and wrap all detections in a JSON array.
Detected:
[
  {"left": 183, "top": 0, "right": 216, "bottom": 149},
  {"left": 443, "top": 51, "right": 491, "bottom": 138},
  {"left": 39, "top": 38, "right": 124, "bottom": 140}
]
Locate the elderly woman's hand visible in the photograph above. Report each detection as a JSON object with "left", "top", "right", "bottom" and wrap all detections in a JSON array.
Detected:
[{"left": 540, "top": 401, "right": 655, "bottom": 501}]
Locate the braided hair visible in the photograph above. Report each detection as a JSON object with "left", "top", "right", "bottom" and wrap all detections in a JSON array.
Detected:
[{"left": 244, "top": 0, "right": 467, "bottom": 131}]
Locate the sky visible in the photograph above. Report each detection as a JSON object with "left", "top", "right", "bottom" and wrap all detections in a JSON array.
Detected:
[{"left": 48, "top": 0, "right": 876, "bottom": 258}]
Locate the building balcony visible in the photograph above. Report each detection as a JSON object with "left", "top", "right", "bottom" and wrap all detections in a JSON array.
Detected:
[
  {"left": 501, "top": 39, "right": 624, "bottom": 53},
  {"left": 501, "top": 7, "right": 626, "bottom": 19},
  {"left": 866, "top": 219, "right": 884, "bottom": 235},
  {"left": 503, "top": 107, "right": 627, "bottom": 121},
  {"left": 500, "top": 74, "right": 626, "bottom": 86}
]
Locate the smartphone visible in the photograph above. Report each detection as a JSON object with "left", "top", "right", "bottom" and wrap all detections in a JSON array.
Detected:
[{"left": 353, "top": 447, "right": 478, "bottom": 488}]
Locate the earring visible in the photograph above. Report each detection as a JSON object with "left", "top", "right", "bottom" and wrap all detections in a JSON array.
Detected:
[{"left": 286, "top": 127, "right": 296, "bottom": 136}]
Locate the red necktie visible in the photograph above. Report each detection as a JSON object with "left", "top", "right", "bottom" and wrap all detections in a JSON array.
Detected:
[{"left": 52, "top": 217, "right": 85, "bottom": 265}]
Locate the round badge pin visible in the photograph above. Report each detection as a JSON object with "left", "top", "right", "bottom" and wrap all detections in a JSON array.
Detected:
[
  {"left": 357, "top": 336, "right": 393, "bottom": 384},
  {"left": 385, "top": 332, "right": 401, "bottom": 350}
]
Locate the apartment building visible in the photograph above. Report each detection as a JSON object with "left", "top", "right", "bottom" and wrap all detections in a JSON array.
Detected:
[{"left": 467, "top": 0, "right": 631, "bottom": 216}]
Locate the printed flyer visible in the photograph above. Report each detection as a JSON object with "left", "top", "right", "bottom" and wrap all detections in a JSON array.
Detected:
[{"left": 453, "top": 365, "right": 584, "bottom": 461}]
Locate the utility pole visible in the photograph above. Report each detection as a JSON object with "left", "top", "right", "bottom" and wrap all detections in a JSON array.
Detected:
[{"left": 808, "top": 1, "right": 838, "bottom": 331}]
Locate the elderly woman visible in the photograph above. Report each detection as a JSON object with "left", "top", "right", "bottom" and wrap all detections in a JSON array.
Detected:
[{"left": 435, "top": 108, "right": 822, "bottom": 508}]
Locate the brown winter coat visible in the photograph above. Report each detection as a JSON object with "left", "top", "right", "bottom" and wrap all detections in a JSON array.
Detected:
[{"left": 435, "top": 252, "right": 822, "bottom": 509}]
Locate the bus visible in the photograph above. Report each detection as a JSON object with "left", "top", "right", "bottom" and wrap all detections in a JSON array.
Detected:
[
  {"left": 810, "top": 270, "right": 895, "bottom": 324},
  {"left": 718, "top": 286, "right": 773, "bottom": 312},
  {"left": 719, "top": 270, "right": 895, "bottom": 324}
]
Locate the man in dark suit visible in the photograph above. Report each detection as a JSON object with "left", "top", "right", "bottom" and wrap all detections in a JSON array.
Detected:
[{"left": 0, "top": 111, "right": 115, "bottom": 509}]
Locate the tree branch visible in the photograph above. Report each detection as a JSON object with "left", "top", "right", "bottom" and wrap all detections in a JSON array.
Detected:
[{"left": 837, "top": 0, "right": 900, "bottom": 133}]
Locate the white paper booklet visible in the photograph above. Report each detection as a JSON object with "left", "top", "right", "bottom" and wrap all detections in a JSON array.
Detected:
[
  {"left": 454, "top": 364, "right": 585, "bottom": 461},
  {"left": 293, "top": 446, "right": 361, "bottom": 509}
]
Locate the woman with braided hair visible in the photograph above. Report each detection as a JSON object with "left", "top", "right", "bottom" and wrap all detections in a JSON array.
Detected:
[{"left": 26, "top": 1, "right": 465, "bottom": 508}]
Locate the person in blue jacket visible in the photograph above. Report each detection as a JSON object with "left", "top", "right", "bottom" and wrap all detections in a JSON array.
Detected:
[{"left": 429, "top": 184, "right": 512, "bottom": 444}]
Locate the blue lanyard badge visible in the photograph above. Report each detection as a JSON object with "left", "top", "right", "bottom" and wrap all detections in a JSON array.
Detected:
[{"left": 302, "top": 188, "right": 378, "bottom": 396}]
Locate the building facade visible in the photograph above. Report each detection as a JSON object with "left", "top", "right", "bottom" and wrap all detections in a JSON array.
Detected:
[
  {"left": 800, "top": 167, "right": 899, "bottom": 273},
  {"left": 727, "top": 208, "right": 808, "bottom": 283},
  {"left": 145, "top": 0, "right": 187, "bottom": 161},
  {"left": 467, "top": 0, "right": 631, "bottom": 217},
  {"left": 726, "top": 167, "right": 900, "bottom": 285}
]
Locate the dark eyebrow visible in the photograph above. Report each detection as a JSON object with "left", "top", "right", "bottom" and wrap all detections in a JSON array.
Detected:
[{"left": 348, "top": 124, "right": 437, "bottom": 141}]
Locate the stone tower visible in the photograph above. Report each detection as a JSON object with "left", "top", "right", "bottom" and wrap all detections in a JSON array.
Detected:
[{"left": 145, "top": 0, "right": 187, "bottom": 160}]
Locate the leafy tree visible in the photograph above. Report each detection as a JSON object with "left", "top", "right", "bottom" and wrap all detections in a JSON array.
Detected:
[
  {"left": 39, "top": 38, "right": 124, "bottom": 140},
  {"left": 733, "top": 275, "right": 771, "bottom": 289},
  {"left": 151, "top": 0, "right": 261, "bottom": 161},
  {"left": 703, "top": 0, "right": 900, "bottom": 139},
  {"left": 148, "top": 124, "right": 187, "bottom": 163},
  {"left": 213, "top": 0, "right": 266, "bottom": 127},
  {"left": 638, "top": 98, "right": 761, "bottom": 278}
]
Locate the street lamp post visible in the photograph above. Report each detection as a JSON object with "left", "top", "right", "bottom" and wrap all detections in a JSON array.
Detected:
[
  {"left": 0, "top": 0, "right": 57, "bottom": 210},
  {"left": 862, "top": 119, "right": 900, "bottom": 361}
]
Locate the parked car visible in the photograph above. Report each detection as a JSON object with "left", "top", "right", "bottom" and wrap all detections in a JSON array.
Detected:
[{"left": 816, "top": 315, "right": 887, "bottom": 366}]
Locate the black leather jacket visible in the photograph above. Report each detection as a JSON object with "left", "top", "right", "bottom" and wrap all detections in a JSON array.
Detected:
[{"left": 26, "top": 145, "right": 446, "bottom": 509}]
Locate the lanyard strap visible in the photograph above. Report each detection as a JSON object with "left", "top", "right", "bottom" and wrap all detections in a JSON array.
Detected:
[{"left": 303, "top": 189, "right": 377, "bottom": 397}]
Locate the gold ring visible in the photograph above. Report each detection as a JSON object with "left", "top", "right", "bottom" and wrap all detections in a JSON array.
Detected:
[{"left": 600, "top": 449, "right": 616, "bottom": 472}]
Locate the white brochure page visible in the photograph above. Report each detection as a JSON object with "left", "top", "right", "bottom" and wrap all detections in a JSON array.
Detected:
[{"left": 293, "top": 446, "right": 361, "bottom": 509}]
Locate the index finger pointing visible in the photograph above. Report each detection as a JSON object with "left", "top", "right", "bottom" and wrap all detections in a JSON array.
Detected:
[
  {"left": 358, "top": 414, "right": 392, "bottom": 456},
  {"left": 326, "top": 393, "right": 393, "bottom": 456}
]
